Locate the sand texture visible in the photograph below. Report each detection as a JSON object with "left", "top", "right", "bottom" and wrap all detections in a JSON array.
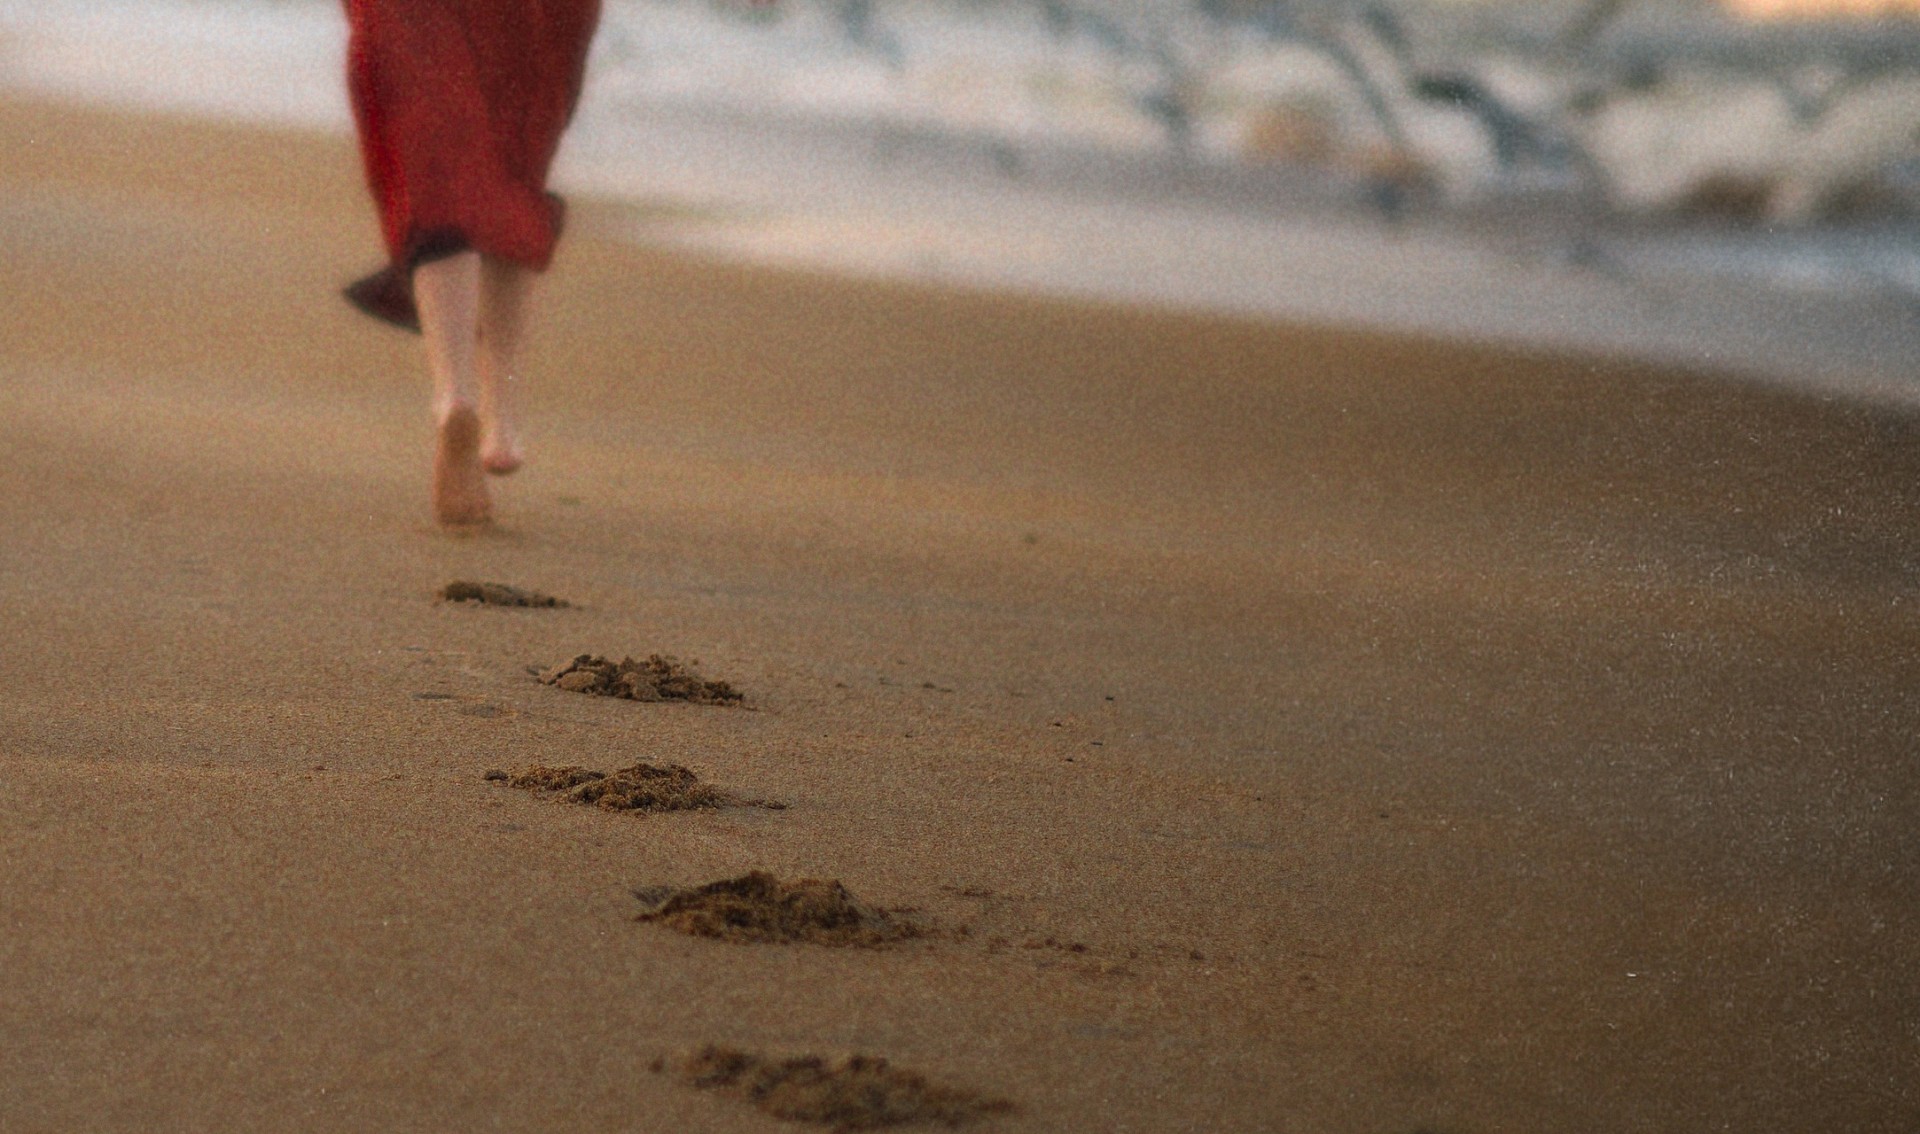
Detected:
[{"left": 2, "top": 98, "right": 1918, "bottom": 1133}]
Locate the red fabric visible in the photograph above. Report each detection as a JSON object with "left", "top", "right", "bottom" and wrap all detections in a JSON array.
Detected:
[{"left": 343, "top": 0, "right": 600, "bottom": 327}]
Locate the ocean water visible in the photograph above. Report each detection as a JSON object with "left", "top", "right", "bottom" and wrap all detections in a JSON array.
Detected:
[
  {"left": 0, "top": 0, "right": 350, "bottom": 128},
  {"left": 2, "top": 0, "right": 1917, "bottom": 397}
]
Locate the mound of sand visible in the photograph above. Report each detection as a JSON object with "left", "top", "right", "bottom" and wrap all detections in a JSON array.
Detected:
[
  {"left": 634, "top": 872, "right": 920, "bottom": 946},
  {"left": 485, "top": 763, "right": 780, "bottom": 812},
  {"left": 664, "top": 1044, "right": 1014, "bottom": 1130},
  {"left": 440, "top": 581, "right": 569, "bottom": 607},
  {"left": 538, "top": 654, "right": 742, "bottom": 704}
]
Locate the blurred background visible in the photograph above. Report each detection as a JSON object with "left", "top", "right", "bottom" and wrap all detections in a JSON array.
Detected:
[{"left": 2, "top": 0, "right": 1917, "bottom": 395}]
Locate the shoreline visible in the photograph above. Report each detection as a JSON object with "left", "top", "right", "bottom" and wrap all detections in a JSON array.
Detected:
[{"left": 558, "top": 95, "right": 1920, "bottom": 410}]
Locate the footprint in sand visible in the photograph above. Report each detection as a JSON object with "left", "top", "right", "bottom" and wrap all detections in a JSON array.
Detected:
[
  {"left": 440, "top": 580, "right": 571, "bottom": 607},
  {"left": 657, "top": 1044, "right": 1014, "bottom": 1130},
  {"left": 538, "top": 654, "right": 743, "bottom": 704},
  {"left": 631, "top": 872, "right": 923, "bottom": 947},
  {"left": 633, "top": 874, "right": 1145, "bottom": 978},
  {"left": 484, "top": 763, "right": 784, "bottom": 813},
  {"left": 435, "top": 586, "right": 1003, "bottom": 1119}
]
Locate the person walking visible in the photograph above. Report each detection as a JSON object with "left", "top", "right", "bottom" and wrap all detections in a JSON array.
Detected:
[{"left": 341, "top": 0, "right": 602, "bottom": 525}]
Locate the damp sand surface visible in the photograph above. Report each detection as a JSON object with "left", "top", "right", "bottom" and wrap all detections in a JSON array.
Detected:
[{"left": 3, "top": 100, "right": 1918, "bottom": 1134}]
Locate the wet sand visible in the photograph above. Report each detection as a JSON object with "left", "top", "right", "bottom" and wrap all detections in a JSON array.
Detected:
[{"left": 1, "top": 97, "right": 1916, "bottom": 1132}]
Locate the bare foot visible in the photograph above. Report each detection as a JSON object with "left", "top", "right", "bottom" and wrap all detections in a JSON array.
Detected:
[
  {"left": 481, "top": 426, "right": 523, "bottom": 476},
  {"left": 433, "top": 404, "right": 492, "bottom": 526}
]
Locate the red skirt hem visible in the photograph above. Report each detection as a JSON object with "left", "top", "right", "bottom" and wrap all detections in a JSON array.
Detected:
[{"left": 342, "top": 0, "right": 599, "bottom": 328}]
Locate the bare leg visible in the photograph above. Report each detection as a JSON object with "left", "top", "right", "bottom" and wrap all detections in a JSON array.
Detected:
[
  {"left": 413, "top": 252, "right": 491, "bottom": 526},
  {"left": 476, "top": 255, "right": 534, "bottom": 475}
]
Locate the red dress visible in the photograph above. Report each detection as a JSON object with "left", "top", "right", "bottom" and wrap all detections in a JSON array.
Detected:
[{"left": 342, "top": 0, "right": 602, "bottom": 330}]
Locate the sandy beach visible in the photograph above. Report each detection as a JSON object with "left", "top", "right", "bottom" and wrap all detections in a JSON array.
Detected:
[{"left": 2, "top": 96, "right": 1917, "bottom": 1132}]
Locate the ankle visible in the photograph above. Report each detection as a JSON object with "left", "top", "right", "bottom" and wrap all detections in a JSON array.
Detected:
[{"left": 435, "top": 397, "right": 479, "bottom": 424}]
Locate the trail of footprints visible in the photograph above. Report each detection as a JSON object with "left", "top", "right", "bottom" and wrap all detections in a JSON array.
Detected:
[{"left": 441, "top": 579, "right": 1198, "bottom": 1129}]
